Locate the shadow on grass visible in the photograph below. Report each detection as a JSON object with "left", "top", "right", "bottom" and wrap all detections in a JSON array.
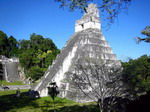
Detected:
[
  {"left": 59, "top": 105, "right": 99, "bottom": 112},
  {"left": 0, "top": 92, "right": 40, "bottom": 112},
  {"left": 0, "top": 92, "right": 99, "bottom": 112},
  {"left": 41, "top": 103, "right": 99, "bottom": 112},
  {"left": 40, "top": 98, "right": 72, "bottom": 112}
]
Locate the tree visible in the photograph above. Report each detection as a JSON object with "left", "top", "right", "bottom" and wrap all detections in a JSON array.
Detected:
[
  {"left": 54, "top": 0, "right": 131, "bottom": 28},
  {"left": 19, "top": 39, "right": 31, "bottom": 49},
  {"left": 0, "top": 31, "right": 9, "bottom": 56},
  {"left": 30, "top": 33, "right": 44, "bottom": 50},
  {"left": 67, "top": 58, "right": 129, "bottom": 112},
  {"left": 136, "top": 26, "right": 150, "bottom": 43},
  {"left": 0, "top": 31, "right": 19, "bottom": 57},
  {"left": 18, "top": 33, "right": 60, "bottom": 81},
  {"left": 44, "top": 51, "right": 56, "bottom": 68},
  {"left": 0, "top": 31, "right": 60, "bottom": 81},
  {"left": 27, "top": 66, "right": 44, "bottom": 81},
  {"left": 19, "top": 49, "right": 34, "bottom": 73},
  {"left": 8, "top": 35, "right": 19, "bottom": 57},
  {"left": 122, "top": 55, "right": 150, "bottom": 97}
]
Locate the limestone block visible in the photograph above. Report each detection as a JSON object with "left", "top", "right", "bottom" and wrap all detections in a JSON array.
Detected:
[
  {"left": 74, "top": 3, "right": 101, "bottom": 32},
  {"left": 75, "top": 25, "right": 83, "bottom": 32},
  {"left": 84, "top": 22, "right": 95, "bottom": 29},
  {"left": 95, "top": 22, "right": 101, "bottom": 29},
  {"left": 100, "top": 35, "right": 106, "bottom": 40},
  {"left": 40, "top": 88, "right": 48, "bottom": 97}
]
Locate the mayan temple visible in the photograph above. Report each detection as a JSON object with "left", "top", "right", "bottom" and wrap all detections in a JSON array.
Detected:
[
  {"left": 33, "top": 3, "right": 120, "bottom": 102},
  {"left": 0, "top": 55, "right": 19, "bottom": 82}
]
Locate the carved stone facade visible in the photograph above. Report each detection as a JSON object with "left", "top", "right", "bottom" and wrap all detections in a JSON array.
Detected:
[
  {"left": 33, "top": 3, "right": 120, "bottom": 102},
  {"left": 75, "top": 3, "right": 100, "bottom": 32}
]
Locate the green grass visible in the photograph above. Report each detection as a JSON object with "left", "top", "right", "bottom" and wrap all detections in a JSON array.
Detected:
[
  {"left": 0, "top": 89, "right": 28, "bottom": 96},
  {"left": 0, "top": 80, "right": 26, "bottom": 86},
  {"left": 0, "top": 90, "right": 99, "bottom": 112}
]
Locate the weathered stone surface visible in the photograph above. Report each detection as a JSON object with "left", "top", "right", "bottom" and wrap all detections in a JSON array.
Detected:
[
  {"left": 33, "top": 28, "right": 118, "bottom": 101},
  {"left": 75, "top": 3, "right": 100, "bottom": 32},
  {"left": 33, "top": 3, "right": 120, "bottom": 102},
  {"left": 0, "top": 55, "right": 20, "bottom": 82}
]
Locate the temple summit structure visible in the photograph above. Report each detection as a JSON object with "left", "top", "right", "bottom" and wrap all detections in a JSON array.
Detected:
[{"left": 33, "top": 3, "right": 120, "bottom": 102}]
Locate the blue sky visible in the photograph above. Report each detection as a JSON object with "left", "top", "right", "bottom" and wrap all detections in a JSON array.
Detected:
[{"left": 0, "top": 0, "right": 149, "bottom": 61}]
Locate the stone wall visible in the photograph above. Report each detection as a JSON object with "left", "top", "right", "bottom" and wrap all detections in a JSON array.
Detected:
[
  {"left": 0, "top": 55, "right": 20, "bottom": 82},
  {"left": 6, "top": 62, "right": 19, "bottom": 82}
]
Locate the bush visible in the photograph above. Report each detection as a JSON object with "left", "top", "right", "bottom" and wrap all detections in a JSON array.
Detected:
[{"left": 27, "top": 66, "right": 44, "bottom": 81}]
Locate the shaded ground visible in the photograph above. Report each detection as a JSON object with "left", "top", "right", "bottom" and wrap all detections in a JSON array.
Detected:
[{"left": 0, "top": 90, "right": 99, "bottom": 112}]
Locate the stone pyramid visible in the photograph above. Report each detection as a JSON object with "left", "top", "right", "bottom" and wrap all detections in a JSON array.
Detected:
[{"left": 33, "top": 3, "right": 119, "bottom": 102}]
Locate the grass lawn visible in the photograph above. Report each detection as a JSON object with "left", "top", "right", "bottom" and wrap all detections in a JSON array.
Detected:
[
  {"left": 0, "top": 90, "right": 99, "bottom": 112},
  {"left": 0, "top": 80, "right": 26, "bottom": 86}
]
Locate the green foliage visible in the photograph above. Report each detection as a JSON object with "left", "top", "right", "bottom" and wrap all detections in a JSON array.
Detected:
[
  {"left": 19, "top": 49, "right": 34, "bottom": 72},
  {"left": 19, "top": 39, "right": 30, "bottom": 49},
  {"left": 27, "top": 66, "right": 45, "bottom": 81},
  {"left": 0, "top": 30, "right": 60, "bottom": 81},
  {"left": 141, "top": 26, "right": 150, "bottom": 36},
  {"left": 0, "top": 89, "right": 28, "bottom": 96},
  {"left": 136, "top": 26, "right": 150, "bottom": 43},
  {"left": 0, "top": 31, "right": 19, "bottom": 57},
  {"left": 8, "top": 35, "right": 19, "bottom": 57},
  {"left": 45, "top": 51, "right": 56, "bottom": 68},
  {"left": 1, "top": 80, "right": 25, "bottom": 86},
  {"left": 18, "top": 33, "right": 60, "bottom": 80},
  {"left": 0, "top": 30, "right": 9, "bottom": 56},
  {"left": 122, "top": 55, "right": 150, "bottom": 96}
]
